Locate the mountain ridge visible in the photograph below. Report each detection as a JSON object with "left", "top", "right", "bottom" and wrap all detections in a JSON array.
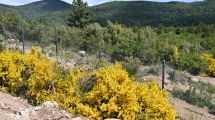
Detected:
[{"left": 0, "top": 0, "right": 214, "bottom": 26}]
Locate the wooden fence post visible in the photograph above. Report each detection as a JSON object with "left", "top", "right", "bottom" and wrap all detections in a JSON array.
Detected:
[
  {"left": 99, "top": 42, "right": 101, "bottom": 62},
  {"left": 162, "top": 60, "right": 165, "bottom": 90},
  {"left": 22, "top": 28, "right": 25, "bottom": 53}
]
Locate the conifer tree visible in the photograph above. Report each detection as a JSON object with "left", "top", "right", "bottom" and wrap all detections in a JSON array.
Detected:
[{"left": 67, "top": 0, "right": 92, "bottom": 28}]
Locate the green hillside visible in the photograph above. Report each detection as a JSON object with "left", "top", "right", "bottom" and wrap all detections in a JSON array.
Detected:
[
  {"left": 0, "top": 0, "right": 70, "bottom": 25},
  {"left": 0, "top": 0, "right": 215, "bottom": 26},
  {"left": 0, "top": 4, "right": 18, "bottom": 13},
  {"left": 92, "top": 0, "right": 215, "bottom": 26},
  {"left": 17, "top": 0, "right": 70, "bottom": 18}
]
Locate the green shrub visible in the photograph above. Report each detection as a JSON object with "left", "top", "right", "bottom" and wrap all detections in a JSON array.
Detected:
[
  {"left": 168, "top": 70, "right": 190, "bottom": 84},
  {"left": 177, "top": 52, "right": 206, "bottom": 75},
  {"left": 209, "top": 105, "right": 215, "bottom": 115},
  {"left": 211, "top": 47, "right": 215, "bottom": 58},
  {"left": 122, "top": 57, "right": 141, "bottom": 76},
  {"left": 143, "top": 65, "right": 160, "bottom": 76}
]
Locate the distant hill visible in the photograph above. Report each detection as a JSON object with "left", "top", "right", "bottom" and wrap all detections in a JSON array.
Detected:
[
  {"left": 17, "top": 0, "right": 70, "bottom": 18},
  {"left": 0, "top": 0, "right": 215, "bottom": 26},
  {"left": 0, "top": 4, "right": 18, "bottom": 13},
  {"left": 0, "top": 0, "right": 70, "bottom": 25},
  {"left": 91, "top": 0, "right": 215, "bottom": 26}
]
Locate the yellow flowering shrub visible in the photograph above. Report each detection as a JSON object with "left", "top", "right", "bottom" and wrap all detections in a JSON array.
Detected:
[
  {"left": 202, "top": 53, "right": 215, "bottom": 77},
  {"left": 136, "top": 82, "right": 176, "bottom": 119},
  {"left": 0, "top": 50, "right": 24, "bottom": 93},
  {"left": 54, "top": 68, "right": 86, "bottom": 112},
  {"left": 173, "top": 47, "right": 179, "bottom": 62},
  {"left": 23, "top": 48, "right": 56, "bottom": 104},
  {"left": 75, "top": 63, "right": 176, "bottom": 120},
  {"left": 0, "top": 49, "right": 176, "bottom": 120},
  {"left": 0, "top": 48, "right": 58, "bottom": 104}
]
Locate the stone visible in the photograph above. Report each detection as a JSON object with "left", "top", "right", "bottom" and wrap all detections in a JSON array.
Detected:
[
  {"left": 104, "top": 119, "right": 119, "bottom": 120},
  {"left": 34, "top": 106, "right": 41, "bottom": 111},
  {"left": 42, "top": 101, "right": 59, "bottom": 109},
  {"left": 71, "top": 117, "right": 89, "bottom": 120},
  {"left": 0, "top": 102, "right": 6, "bottom": 109}
]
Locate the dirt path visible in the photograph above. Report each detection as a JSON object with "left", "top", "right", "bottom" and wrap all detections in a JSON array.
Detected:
[
  {"left": 170, "top": 96, "right": 215, "bottom": 120},
  {"left": 191, "top": 75, "right": 215, "bottom": 86}
]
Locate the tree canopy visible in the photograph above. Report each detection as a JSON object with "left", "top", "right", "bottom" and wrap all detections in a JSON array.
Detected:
[{"left": 67, "top": 0, "right": 92, "bottom": 28}]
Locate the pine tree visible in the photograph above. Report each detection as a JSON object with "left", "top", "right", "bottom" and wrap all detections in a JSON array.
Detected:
[{"left": 67, "top": 0, "right": 92, "bottom": 28}]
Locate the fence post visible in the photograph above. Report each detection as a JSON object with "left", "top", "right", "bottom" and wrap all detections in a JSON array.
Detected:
[
  {"left": 22, "top": 28, "right": 25, "bottom": 53},
  {"left": 173, "top": 70, "right": 175, "bottom": 82},
  {"left": 162, "top": 60, "right": 165, "bottom": 89},
  {"left": 99, "top": 42, "right": 101, "bottom": 62},
  {"left": 37, "top": 30, "right": 41, "bottom": 45},
  {"left": 52, "top": 80, "right": 56, "bottom": 95},
  {"left": 55, "top": 40, "right": 58, "bottom": 57}
]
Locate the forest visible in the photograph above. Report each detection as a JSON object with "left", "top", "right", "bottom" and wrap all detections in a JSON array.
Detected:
[{"left": 1, "top": 0, "right": 215, "bottom": 26}]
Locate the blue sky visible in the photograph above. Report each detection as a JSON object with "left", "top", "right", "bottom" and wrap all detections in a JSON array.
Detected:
[{"left": 0, "top": 0, "right": 204, "bottom": 6}]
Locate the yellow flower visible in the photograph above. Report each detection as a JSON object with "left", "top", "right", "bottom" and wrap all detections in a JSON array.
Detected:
[
  {"left": 0, "top": 49, "right": 176, "bottom": 120},
  {"left": 202, "top": 53, "right": 215, "bottom": 77}
]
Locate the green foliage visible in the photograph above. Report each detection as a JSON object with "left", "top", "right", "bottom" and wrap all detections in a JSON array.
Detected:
[
  {"left": 0, "top": 12, "right": 23, "bottom": 38},
  {"left": 104, "top": 22, "right": 137, "bottom": 61},
  {"left": 177, "top": 52, "right": 206, "bottom": 75},
  {"left": 122, "top": 57, "right": 141, "bottom": 76},
  {"left": 67, "top": 0, "right": 92, "bottom": 28},
  {"left": 1, "top": 9, "right": 215, "bottom": 77},
  {"left": 1, "top": 0, "right": 215, "bottom": 27},
  {"left": 168, "top": 70, "right": 190, "bottom": 84},
  {"left": 0, "top": 0, "right": 70, "bottom": 25},
  {"left": 92, "top": 1, "right": 215, "bottom": 26},
  {"left": 143, "top": 65, "right": 160, "bottom": 76},
  {"left": 82, "top": 23, "right": 103, "bottom": 52},
  {"left": 211, "top": 47, "right": 215, "bottom": 58}
]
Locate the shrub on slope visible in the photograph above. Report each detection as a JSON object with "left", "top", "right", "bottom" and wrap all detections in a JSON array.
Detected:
[{"left": 0, "top": 49, "right": 176, "bottom": 120}]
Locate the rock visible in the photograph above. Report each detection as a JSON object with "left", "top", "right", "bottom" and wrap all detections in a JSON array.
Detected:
[
  {"left": 79, "top": 51, "right": 86, "bottom": 57},
  {"left": 42, "top": 101, "right": 59, "bottom": 109},
  {"left": 60, "top": 110, "right": 74, "bottom": 118},
  {"left": 71, "top": 116, "right": 89, "bottom": 120},
  {"left": 191, "top": 77, "right": 199, "bottom": 82},
  {"left": 28, "top": 101, "right": 77, "bottom": 120},
  {"left": 19, "top": 108, "right": 29, "bottom": 115},
  {"left": 0, "top": 102, "right": 6, "bottom": 109},
  {"left": 34, "top": 106, "right": 41, "bottom": 111},
  {"left": 104, "top": 118, "right": 119, "bottom": 120},
  {"left": 19, "top": 108, "right": 30, "bottom": 120},
  {"left": 0, "top": 92, "right": 85, "bottom": 120}
]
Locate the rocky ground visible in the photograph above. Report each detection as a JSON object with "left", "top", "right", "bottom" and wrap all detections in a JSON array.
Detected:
[{"left": 0, "top": 92, "right": 89, "bottom": 120}]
